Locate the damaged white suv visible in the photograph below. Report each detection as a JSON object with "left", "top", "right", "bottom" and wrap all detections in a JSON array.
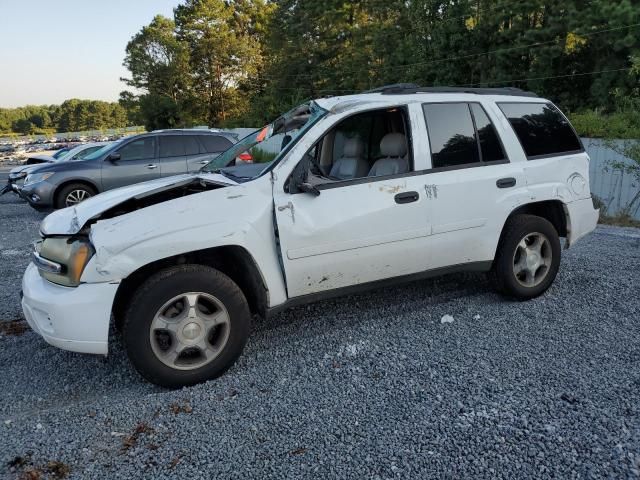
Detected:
[{"left": 22, "top": 85, "right": 598, "bottom": 387}]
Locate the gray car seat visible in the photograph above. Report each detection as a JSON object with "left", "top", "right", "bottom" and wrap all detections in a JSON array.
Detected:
[
  {"left": 368, "top": 133, "right": 409, "bottom": 176},
  {"left": 329, "top": 138, "right": 369, "bottom": 180}
]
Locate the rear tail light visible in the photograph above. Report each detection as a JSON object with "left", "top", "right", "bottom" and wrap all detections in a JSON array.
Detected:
[{"left": 238, "top": 152, "right": 253, "bottom": 163}]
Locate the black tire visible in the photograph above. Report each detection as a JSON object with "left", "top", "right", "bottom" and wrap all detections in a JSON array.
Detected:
[
  {"left": 122, "top": 264, "right": 251, "bottom": 388},
  {"left": 491, "top": 214, "right": 561, "bottom": 300},
  {"left": 55, "top": 183, "right": 97, "bottom": 209}
]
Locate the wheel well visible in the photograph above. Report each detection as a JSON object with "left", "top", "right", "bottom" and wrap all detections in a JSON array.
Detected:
[
  {"left": 112, "top": 246, "right": 268, "bottom": 330},
  {"left": 53, "top": 179, "right": 99, "bottom": 204},
  {"left": 506, "top": 200, "right": 568, "bottom": 237}
]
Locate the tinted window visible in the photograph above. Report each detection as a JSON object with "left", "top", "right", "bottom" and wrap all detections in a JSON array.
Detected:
[
  {"left": 118, "top": 137, "right": 155, "bottom": 161},
  {"left": 424, "top": 103, "right": 479, "bottom": 168},
  {"left": 498, "top": 103, "right": 582, "bottom": 158},
  {"left": 184, "top": 135, "right": 202, "bottom": 155},
  {"left": 159, "top": 135, "right": 185, "bottom": 158},
  {"left": 470, "top": 104, "right": 506, "bottom": 162},
  {"left": 201, "top": 135, "right": 233, "bottom": 153}
]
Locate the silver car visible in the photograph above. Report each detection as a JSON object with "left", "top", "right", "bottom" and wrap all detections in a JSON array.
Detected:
[
  {"left": 18, "top": 130, "right": 238, "bottom": 210},
  {"left": 2, "top": 143, "right": 107, "bottom": 196}
]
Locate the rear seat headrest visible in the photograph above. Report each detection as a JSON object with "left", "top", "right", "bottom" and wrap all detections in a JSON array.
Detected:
[{"left": 380, "top": 133, "right": 407, "bottom": 158}]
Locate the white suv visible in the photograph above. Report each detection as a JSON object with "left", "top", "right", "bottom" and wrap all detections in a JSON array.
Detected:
[{"left": 22, "top": 85, "right": 598, "bottom": 387}]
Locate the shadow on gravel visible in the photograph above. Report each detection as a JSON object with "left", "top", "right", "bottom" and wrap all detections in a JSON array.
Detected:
[{"left": 257, "top": 271, "right": 495, "bottom": 334}]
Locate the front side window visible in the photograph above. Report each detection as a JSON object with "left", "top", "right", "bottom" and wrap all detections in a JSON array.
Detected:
[
  {"left": 118, "top": 137, "right": 155, "bottom": 161},
  {"left": 288, "top": 106, "right": 413, "bottom": 193},
  {"left": 159, "top": 135, "right": 185, "bottom": 158},
  {"left": 498, "top": 102, "right": 582, "bottom": 159}
]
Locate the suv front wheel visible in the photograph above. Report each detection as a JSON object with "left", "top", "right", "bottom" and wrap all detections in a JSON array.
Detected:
[
  {"left": 56, "top": 183, "right": 96, "bottom": 208},
  {"left": 492, "top": 214, "right": 561, "bottom": 300},
  {"left": 123, "top": 265, "right": 251, "bottom": 388}
]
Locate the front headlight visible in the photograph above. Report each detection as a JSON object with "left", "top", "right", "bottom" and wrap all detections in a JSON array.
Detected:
[
  {"left": 24, "top": 172, "right": 54, "bottom": 186},
  {"left": 34, "top": 237, "right": 94, "bottom": 287},
  {"left": 9, "top": 171, "right": 27, "bottom": 180}
]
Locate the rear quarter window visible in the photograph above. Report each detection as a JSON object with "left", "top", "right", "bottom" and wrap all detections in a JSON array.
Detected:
[{"left": 498, "top": 102, "right": 582, "bottom": 159}]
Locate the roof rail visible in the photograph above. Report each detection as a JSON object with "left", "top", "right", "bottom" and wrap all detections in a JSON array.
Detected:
[{"left": 366, "top": 84, "right": 538, "bottom": 97}]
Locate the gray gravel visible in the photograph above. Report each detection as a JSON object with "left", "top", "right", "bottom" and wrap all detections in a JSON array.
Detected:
[{"left": 1, "top": 188, "right": 639, "bottom": 479}]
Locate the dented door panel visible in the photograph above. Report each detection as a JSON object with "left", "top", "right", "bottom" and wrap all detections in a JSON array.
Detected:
[{"left": 274, "top": 177, "right": 431, "bottom": 297}]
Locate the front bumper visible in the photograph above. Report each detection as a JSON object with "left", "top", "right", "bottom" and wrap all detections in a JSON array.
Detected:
[
  {"left": 19, "top": 181, "right": 56, "bottom": 207},
  {"left": 566, "top": 197, "right": 599, "bottom": 247},
  {"left": 21, "top": 263, "right": 118, "bottom": 354}
]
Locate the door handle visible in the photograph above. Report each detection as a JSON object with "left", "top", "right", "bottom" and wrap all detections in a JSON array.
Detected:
[
  {"left": 198, "top": 160, "right": 209, "bottom": 165},
  {"left": 146, "top": 164, "right": 158, "bottom": 169},
  {"left": 394, "top": 191, "right": 419, "bottom": 204},
  {"left": 496, "top": 177, "right": 516, "bottom": 188}
]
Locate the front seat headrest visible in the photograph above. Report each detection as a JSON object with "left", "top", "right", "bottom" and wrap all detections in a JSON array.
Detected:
[
  {"left": 380, "top": 133, "right": 407, "bottom": 158},
  {"left": 342, "top": 137, "right": 365, "bottom": 158}
]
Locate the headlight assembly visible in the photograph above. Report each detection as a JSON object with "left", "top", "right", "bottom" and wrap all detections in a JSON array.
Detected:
[
  {"left": 9, "top": 171, "right": 27, "bottom": 180},
  {"left": 34, "top": 237, "right": 94, "bottom": 287},
  {"left": 24, "top": 172, "right": 54, "bottom": 186}
]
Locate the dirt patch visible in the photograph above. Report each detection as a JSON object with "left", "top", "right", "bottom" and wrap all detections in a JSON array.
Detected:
[{"left": 0, "top": 319, "right": 28, "bottom": 336}]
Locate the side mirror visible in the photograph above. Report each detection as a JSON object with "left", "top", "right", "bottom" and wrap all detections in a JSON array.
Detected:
[
  {"left": 298, "top": 182, "right": 321, "bottom": 197},
  {"left": 107, "top": 152, "right": 121, "bottom": 162},
  {"left": 288, "top": 153, "right": 320, "bottom": 196}
]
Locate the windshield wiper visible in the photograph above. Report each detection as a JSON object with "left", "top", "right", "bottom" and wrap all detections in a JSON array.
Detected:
[{"left": 211, "top": 169, "right": 249, "bottom": 182}]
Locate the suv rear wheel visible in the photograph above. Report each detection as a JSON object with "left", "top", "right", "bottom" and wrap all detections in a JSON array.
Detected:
[
  {"left": 122, "top": 265, "right": 251, "bottom": 388},
  {"left": 56, "top": 183, "right": 96, "bottom": 208},
  {"left": 492, "top": 214, "right": 561, "bottom": 300}
]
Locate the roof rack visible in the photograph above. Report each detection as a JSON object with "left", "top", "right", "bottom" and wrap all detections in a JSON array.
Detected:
[{"left": 366, "top": 84, "right": 538, "bottom": 97}]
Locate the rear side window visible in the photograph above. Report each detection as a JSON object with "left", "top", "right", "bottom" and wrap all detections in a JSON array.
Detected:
[
  {"left": 184, "top": 135, "right": 202, "bottom": 155},
  {"left": 423, "top": 103, "right": 506, "bottom": 168},
  {"left": 158, "top": 136, "right": 185, "bottom": 158},
  {"left": 200, "top": 135, "right": 233, "bottom": 153},
  {"left": 498, "top": 102, "right": 582, "bottom": 159},
  {"left": 470, "top": 104, "right": 506, "bottom": 162}
]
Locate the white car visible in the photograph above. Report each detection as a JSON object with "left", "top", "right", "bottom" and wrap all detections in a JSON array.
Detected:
[{"left": 22, "top": 85, "right": 598, "bottom": 387}]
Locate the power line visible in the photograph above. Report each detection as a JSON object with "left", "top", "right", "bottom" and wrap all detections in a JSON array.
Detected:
[
  {"left": 454, "top": 67, "right": 634, "bottom": 87},
  {"left": 253, "top": 21, "right": 640, "bottom": 83}
]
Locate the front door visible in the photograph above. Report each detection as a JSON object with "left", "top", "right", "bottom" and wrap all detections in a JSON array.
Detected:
[
  {"left": 101, "top": 137, "right": 160, "bottom": 190},
  {"left": 273, "top": 177, "right": 432, "bottom": 297}
]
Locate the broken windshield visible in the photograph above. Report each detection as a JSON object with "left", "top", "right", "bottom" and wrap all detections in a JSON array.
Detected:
[{"left": 201, "top": 101, "right": 327, "bottom": 177}]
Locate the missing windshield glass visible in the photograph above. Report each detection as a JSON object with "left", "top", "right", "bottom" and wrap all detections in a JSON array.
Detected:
[{"left": 201, "top": 101, "right": 327, "bottom": 178}]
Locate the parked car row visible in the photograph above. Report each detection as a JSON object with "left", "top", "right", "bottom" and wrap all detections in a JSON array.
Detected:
[
  {"left": 2, "top": 129, "right": 240, "bottom": 209},
  {"left": 20, "top": 85, "right": 598, "bottom": 388}
]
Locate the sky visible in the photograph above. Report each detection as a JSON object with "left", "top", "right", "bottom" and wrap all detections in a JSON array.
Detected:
[{"left": 0, "top": 0, "right": 183, "bottom": 108}]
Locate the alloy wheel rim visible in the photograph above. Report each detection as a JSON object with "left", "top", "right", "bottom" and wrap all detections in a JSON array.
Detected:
[
  {"left": 512, "top": 232, "right": 552, "bottom": 288},
  {"left": 149, "top": 292, "right": 231, "bottom": 371},
  {"left": 65, "top": 189, "right": 91, "bottom": 206}
]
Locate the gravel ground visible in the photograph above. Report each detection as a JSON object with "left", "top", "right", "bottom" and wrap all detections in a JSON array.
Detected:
[{"left": 1, "top": 188, "right": 639, "bottom": 479}]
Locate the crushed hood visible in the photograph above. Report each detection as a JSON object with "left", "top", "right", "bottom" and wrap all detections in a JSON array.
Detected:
[{"left": 40, "top": 173, "right": 236, "bottom": 236}]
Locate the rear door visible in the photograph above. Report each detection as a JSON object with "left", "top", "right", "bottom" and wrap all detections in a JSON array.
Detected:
[
  {"left": 186, "top": 134, "right": 235, "bottom": 172},
  {"left": 101, "top": 136, "right": 160, "bottom": 190},
  {"left": 158, "top": 134, "right": 188, "bottom": 177},
  {"left": 421, "top": 101, "right": 526, "bottom": 269}
]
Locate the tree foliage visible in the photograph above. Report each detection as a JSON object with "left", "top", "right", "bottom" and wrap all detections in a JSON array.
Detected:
[
  {"left": 0, "top": 100, "right": 130, "bottom": 135},
  {"left": 114, "top": 0, "right": 639, "bottom": 129}
]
